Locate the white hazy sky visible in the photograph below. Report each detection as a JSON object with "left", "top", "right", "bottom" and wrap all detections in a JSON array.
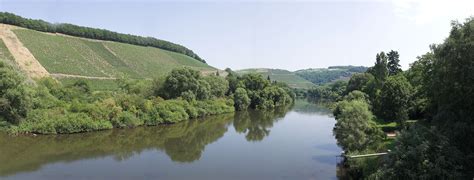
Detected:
[{"left": 0, "top": 0, "right": 472, "bottom": 70}]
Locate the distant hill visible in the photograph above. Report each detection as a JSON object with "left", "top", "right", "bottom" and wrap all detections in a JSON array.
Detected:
[
  {"left": 235, "top": 66, "right": 368, "bottom": 89},
  {"left": 295, "top": 66, "right": 368, "bottom": 85},
  {"left": 236, "top": 68, "right": 315, "bottom": 89},
  {"left": 0, "top": 24, "right": 216, "bottom": 90}
]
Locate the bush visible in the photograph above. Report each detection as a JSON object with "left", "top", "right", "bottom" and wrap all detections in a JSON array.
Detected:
[
  {"left": 373, "top": 125, "right": 464, "bottom": 179},
  {"left": 112, "top": 111, "right": 143, "bottom": 128},
  {"left": 18, "top": 109, "right": 112, "bottom": 134}
]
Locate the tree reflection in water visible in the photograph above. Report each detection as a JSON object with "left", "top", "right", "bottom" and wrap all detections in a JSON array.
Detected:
[
  {"left": 0, "top": 106, "right": 293, "bottom": 177},
  {"left": 233, "top": 105, "right": 291, "bottom": 141},
  {"left": 0, "top": 113, "right": 233, "bottom": 176}
]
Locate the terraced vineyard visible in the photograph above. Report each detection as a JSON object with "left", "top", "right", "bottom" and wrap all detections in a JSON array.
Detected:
[
  {"left": 11, "top": 28, "right": 215, "bottom": 87},
  {"left": 236, "top": 68, "right": 315, "bottom": 89}
]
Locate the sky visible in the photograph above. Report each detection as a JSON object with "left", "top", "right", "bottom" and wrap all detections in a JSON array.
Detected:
[{"left": 0, "top": 0, "right": 472, "bottom": 71}]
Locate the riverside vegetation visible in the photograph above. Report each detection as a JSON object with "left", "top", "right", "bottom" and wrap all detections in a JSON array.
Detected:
[
  {"left": 306, "top": 18, "right": 474, "bottom": 179},
  {"left": 0, "top": 63, "right": 294, "bottom": 134}
]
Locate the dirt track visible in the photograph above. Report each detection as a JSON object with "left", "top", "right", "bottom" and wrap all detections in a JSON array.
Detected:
[
  {"left": 0, "top": 24, "right": 50, "bottom": 78},
  {"left": 50, "top": 73, "right": 117, "bottom": 80}
]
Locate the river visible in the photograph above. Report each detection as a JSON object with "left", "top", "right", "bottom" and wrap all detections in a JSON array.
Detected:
[{"left": 0, "top": 100, "right": 342, "bottom": 180}]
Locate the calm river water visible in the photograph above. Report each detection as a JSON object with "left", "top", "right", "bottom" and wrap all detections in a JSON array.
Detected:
[{"left": 0, "top": 100, "right": 342, "bottom": 180}]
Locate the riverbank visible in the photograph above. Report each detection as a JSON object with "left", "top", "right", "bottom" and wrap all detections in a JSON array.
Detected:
[{"left": 0, "top": 62, "right": 295, "bottom": 135}]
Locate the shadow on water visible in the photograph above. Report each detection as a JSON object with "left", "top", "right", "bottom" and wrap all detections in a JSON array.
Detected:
[{"left": 0, "top": 106, "right": 293, "bottom": 177}]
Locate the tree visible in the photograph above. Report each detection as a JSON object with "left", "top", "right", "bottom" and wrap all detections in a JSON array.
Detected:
[
  {"left": 426, "top": 18, "right": 474, "bottom": 173},
  {"left": 373, "top": 125, "right": 464, "bottom": 179},
  {"left": 160, "top": 68, "right": 201, "bottom": 99},
  {"left": 405, "top": 53, "right": 434, "bottom": 119},
  {"left": 203, "top": 75, "right": 229, "bottom": 98},
  {"left": 369, "top": 52, "right": 388, "bottom": 88},
  {"left": 387, "top": 50, "right": 402, "bottom": 76},
  {"left": 240, "top": 74, "right": 270, "bottom": 91},
  {"left": 233, "top": 88, "right": 250, "bottom": 111},
  {"left": 346, "top": 73, "right": 375, "bottom": 93},
  {"left": 333, "top": 99, "right": 384, "bottom": 152},
  {"left": 0, "top": 61, "right": 32, "bottom": 124},
  {"left": 225, "top": 68, "right": 240, "bottom": 95},
  {"left": 379, "top": 74, "right": 413, "bottom": 126}
]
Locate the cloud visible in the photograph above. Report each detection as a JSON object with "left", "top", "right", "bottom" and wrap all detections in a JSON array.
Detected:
[{"left": 391, "top": 0, "right": 473, "bottom": 24}]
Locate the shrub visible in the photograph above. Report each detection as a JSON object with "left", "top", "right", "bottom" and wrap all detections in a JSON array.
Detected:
[
  {"left": 18, "top": 109, "right": 112, "bottom": 134},
  {"left": 112, "top": 111, "right": 143, "bottom": 128}
]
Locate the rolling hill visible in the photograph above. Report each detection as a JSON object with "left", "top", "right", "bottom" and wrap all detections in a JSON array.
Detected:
[
  {"left": 236, "top": 66, "right": 368, "bottom": 89},
  {"left": 0, "top": 24, "right": 216, "bottom": 90},
  {"left": 295, "top": 66, "right": 368, "bottom": 85},
  {"left": 235, "top": 68, "right": 315, "bottom": 89}
]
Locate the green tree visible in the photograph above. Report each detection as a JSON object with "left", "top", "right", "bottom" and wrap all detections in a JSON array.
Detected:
[
  {"left": 426, "top": 18, "right": 474, "bottom": 173},
  {"left": 204, "top": 75, "right": 229, "bottom": 98},
  {"left": 346, "top": 73, "right": 377, "bottom": 103},
  {"left": 387, "top": 50, "right": 402, "bottom": 76},
  {"left": 373, "top": 125, "right": 464, "bottom": 179},
  {"left": 233, "top": 88, "right": 250, "bottom": 110},
  {"left": 0, "top": 61, "right": 32, "bottom": 124},
  {"left": 333, "top": 100, "right": 384, "bottom": 152},
  {"left": 160, "top": 68, "right": 201, "bottom": 99},
  {"left": 405, "top": 53, "right": 434, "bottom": 119},
  {"left": 240, "top": 74, "right": 270, "bottom": 91},
  {"left": 369, "top": 52, "right": 388, "bottom": 88},
  {"left": 379, "top": 74, "right": 413, "bottom": 126}
]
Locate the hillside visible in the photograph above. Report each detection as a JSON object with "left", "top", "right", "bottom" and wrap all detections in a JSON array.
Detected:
[
  {"left": 236, "top": 68, "right": 315, "bottom": 89},
  {"left": 0, "top": 24, "right": 216, "bottom": 90},
  {"left": 0, "top": 12, "right": 205, "bottom": 63},
  {"left": 295, "top": 66, "right": 367, "bottom": 85}
]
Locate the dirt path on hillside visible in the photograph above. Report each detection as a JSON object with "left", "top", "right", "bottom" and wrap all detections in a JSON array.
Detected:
[
  {"left": 0, "top": 24, "right": 50, "bottom": 78},
  {"left": 51, "top": 73, "right": 117, "bottom": 80}
]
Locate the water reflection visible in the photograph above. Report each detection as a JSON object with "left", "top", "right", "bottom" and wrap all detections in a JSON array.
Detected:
[
  {"left": 233, "top": 106, "right": 289, "bottom": 141},
  {"left": 0, "top": 106, "right": 292, "bottom": 177},
  {"left": 0, "top": 113, "right": 233, "bottom": 176},
  {"left": 292, "top": 99, "right": 333, "bottom": 115}
]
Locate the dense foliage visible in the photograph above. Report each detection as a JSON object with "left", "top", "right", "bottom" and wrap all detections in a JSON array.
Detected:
[
  {"left": 372, "top": 125, "right": 464, "bottom": 179},
  {"left": 0, "top": 12, "right": 205, "bottom": 63},
  {"left": 333, "top": 97, "right": 384, "bottom": 153},
  {"left": 0, "top": 64, "right": 293, "bottom": 134},
  {"left": 378, "top": 74, "right": 412, "bottom": 126},
  {"left": 306, "top": 80, "right": 348, "bottom": 102},
  {"left": 0, "top": 62, "right": 31, "bottom": 125},
  {"left": 332, "top": 18, "right": 474, "bottom": 178},
  {"left": 226, "top": 69, "right": 295, "bottom": 110}
]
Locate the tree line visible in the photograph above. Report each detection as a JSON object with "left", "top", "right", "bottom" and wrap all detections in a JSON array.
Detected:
[
  {"left": 0, "top": 62, "right": 294, "bottom": 134},
  {"left": 311, "top": 17, "right": 473, "bottom": 179},
  {"left": 0, "top": 12, "right": 205, "bottom": 63}
]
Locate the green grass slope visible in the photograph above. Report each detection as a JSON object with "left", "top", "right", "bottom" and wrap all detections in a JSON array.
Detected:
[
  {"left": 12, "top": 28, "right": 215, "bottom": 82},
  {"left": 236, "top": 68, "right": 315, "bottom": 89}
]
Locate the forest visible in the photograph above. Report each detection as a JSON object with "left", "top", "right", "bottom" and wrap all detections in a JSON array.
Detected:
[
  {"left": 0, "top": 64, "right": 294, "bottom": 134},
  {"left": 307, "top": 18, "right": 473, "bottom": 178},
  {"left": 0, "top": 12, "right": 205, "bottom": 63}
]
